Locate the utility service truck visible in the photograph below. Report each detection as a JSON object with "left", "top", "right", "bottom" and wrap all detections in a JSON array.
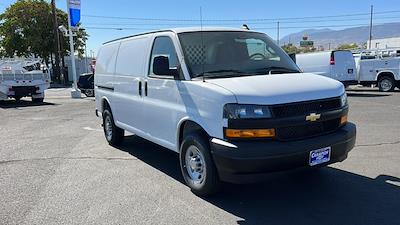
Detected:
[
  {"left": 0, "top": 59, "right": 50, "bottom": 102},
  {"left": 353, "top": 48, "right": 400, "bottom": 92}
]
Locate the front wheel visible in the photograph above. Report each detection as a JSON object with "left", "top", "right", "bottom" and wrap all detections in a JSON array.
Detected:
[
  {"left": 102, "top": 109, "right": 124, "bottom": 146},
  {"left": 180, "top": 133, "right": 220, "bottom": 196},
  {"left": 378, "top": 76, "right": 395, "bottom": 92}
]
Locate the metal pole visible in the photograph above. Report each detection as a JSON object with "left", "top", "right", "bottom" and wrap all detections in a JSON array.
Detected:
[
  {"left": 51, "top": 0, "right": 61, "bottom": 82},
  {"left": 85, "top": 40, "right": 88, "bottom": 73},
  {"left": 277, "top": 21, "right": 280, "bottom": 46},
  {"left": 81, "top": 29, "right": 88, "bottom": 73},
  {"left": 66, "top": 0, "right": 80, "bottom": 98},
  {"left": 59, "top": 33, "right": 66, "bottom": 84},
  {"left": 368, "top": 5, "right": 373, "bottom": 49}
]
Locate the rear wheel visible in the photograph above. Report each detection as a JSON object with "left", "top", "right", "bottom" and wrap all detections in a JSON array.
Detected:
[
  {"left": 84, "top": 89, "right": 94, "bottom": 97},
  {"left": 180, "top": 133, "right": 220, "bottom": 196},
  {"left": 102, "top": 109, "right": 124, "bottom": 146},
  {"left": 32, "top": 98, "right": 44, "bottom": 103},
  {"left": 378, "top": 76, "right": 395, "bottom": 92}
]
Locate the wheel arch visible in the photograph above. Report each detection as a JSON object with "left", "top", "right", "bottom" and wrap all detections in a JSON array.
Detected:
[
  {"left": 176, "top": 118, "right": 210, "bottom": 152},
  {"left": 376, "top": 71, "right": 395, "bottom": 81},
  {"left": 100, "top": 96, "right": 112, "bottom": 113}
]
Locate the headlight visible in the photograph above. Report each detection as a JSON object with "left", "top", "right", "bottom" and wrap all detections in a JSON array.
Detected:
[
  {"left": 223, "top": 104, "right": 272, "bottom": 119},
  {"left": 340, "top": 92, "right": 348, "bottom": 107}
]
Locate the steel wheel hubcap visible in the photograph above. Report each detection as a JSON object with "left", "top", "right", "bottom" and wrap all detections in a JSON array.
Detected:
[
  {"left": 185, "top": 145, "right": 206, "bottom": 185},
  {"left": 105, "top": 116, "right": 113, "bottom": 141},
  {"left": 86, "top": 90, "right": 93, "bottom": 96},
  {"left": 381, "top": 79, "right": 392, "bottom": 91}
]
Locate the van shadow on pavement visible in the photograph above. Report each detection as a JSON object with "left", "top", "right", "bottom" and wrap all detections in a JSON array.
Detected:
[
  {"left": 117, "top": 135, "right": 400, "bottom": 225},
  {"left": 347, "top": 92, "right": 391, "bottom": 97},
  {"left": 0, "top": 99, "right": 56, "bottom": 109}
]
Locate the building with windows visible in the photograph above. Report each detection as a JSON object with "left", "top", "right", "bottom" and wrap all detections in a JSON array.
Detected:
[{"left": 367, "top": 37, "right": 400, "bottom": 49}]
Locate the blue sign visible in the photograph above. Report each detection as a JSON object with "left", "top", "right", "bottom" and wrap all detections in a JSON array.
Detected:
[{"left": 69, "top": 0, "right": 81, "bottom": 27}]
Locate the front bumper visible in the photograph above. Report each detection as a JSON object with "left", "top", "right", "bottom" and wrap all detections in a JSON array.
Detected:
[
  {"left": 342, "top": 80, "right": 358, "bottom": 86},
  {"left": 210, "top": 123, "right": 356, "bottom": 183}
]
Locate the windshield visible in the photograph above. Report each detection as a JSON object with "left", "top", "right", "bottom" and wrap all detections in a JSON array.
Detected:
[{"left": 178, "top": 31, "right": 301, "bottom": 78}]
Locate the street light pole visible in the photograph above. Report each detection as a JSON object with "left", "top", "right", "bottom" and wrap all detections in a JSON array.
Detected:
[
  {"left": 368, "top": 5, "right": 374, "bottom": 50},
  {"left": 51, "top": 0, "right": 61, "bottom": 82},
  {"left": 66, "top": 0, "right": 80, "bottom": 98}
]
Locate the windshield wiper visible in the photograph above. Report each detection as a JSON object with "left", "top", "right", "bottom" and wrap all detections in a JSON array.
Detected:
[
  {"left": 251, "top": 66, "right": 300, "bottom": 75},
  {"left": 195, "top": 69, "right": 250, "bottom": 78}
]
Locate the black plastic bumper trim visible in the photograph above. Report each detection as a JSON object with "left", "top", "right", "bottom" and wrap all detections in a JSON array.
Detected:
[{"left": 211, "top": 123, "right": 356, "bottom": 183}]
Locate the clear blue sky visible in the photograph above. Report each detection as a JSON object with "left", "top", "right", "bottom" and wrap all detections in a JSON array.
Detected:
[{"left": 1, "top": 0, "right": 400, "bottom": 55}]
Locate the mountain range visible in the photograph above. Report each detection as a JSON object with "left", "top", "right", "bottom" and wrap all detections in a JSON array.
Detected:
[{"left": 280, "top": 22, "right": 400, "bottom": 49}]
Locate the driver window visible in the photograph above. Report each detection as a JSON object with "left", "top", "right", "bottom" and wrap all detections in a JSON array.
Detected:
[
  {"left": 245, "top": 38, "right": 281, "bottom": 61},
  {"left": 149, "top": 36, "right": 178, "bottom": 75}
]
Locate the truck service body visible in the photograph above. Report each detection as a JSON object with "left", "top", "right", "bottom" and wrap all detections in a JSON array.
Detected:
[
  {"left": 95, "top": 28, "right": 356, "bottom": 195},
  {"left": 0, "top": 59, "right": 50, "bottom": 102}
]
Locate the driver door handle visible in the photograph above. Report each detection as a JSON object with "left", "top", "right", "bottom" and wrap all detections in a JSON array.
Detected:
[
  {"left": 138, "top": 81, "right": 142, "bottom": 96},
  {"left": 145, "top": 81, "right": 148, "bottom": 96}
]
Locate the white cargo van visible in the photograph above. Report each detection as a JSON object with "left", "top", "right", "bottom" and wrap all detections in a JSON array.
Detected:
[
  {"left": 295, "top": 50, "right": 357, "bottom": 86},
  {"left": 95, "top": 28, "right": 356, "bottom": 196}
]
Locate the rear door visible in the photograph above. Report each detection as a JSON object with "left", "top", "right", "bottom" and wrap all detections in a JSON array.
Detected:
[
  {"left": 113, "top": 36, "right": 151, "bottom": 135},
  {"left": 95, "top": 42, "right": 119, "bottom": 112},
  {"left": 330, "top": 50, "right": 356, "bottom": 82}
]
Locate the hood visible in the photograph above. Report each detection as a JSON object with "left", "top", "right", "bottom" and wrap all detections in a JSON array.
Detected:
[{"left": 204, "top": 73, "right": 344, "bottom": 105}]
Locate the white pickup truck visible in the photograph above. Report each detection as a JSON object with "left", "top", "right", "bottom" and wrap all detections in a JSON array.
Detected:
[
  {"left": 353, "top": 49, "right": 400, "bottom": 92},
  {"left": 0, "top": 59, "right": 50, "bottom": 102}
]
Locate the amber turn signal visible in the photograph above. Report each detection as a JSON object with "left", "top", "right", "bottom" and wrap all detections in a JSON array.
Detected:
[
  {"left": 225, "top": 128, "right": 275, "bottom": 138},
  {"left": 340, "top": 115, "right": 348, "bottom": 125}
]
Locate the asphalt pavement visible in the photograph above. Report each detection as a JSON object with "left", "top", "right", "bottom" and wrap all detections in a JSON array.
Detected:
[{"left": 0, "top": 87, "right": 399, "bottom": 225}]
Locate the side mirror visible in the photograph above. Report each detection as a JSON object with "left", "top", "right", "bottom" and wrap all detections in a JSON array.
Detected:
[{"left": 153, "top": 56, "right": 179, "bottom": 79}]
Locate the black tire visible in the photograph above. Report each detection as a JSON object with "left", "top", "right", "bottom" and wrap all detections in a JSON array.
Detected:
[
  {"left": 85, "top": 89, "right": 94, "bottom": 97},
  {"left": 180, "top": 133, "right": 220, "bottom": 196},
  {"left": 32, "top": 98, "right": 44, "bottom": 103},
  {"left": 378, "top": 76, "right": 395, "bottom": 92},
  {"left": 102, "top": 108, "right": 124, "bottom": 146}
]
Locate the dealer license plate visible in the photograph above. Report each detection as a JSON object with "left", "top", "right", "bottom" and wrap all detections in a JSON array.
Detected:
[{"left": 309, "top": 147, "right": 331, "bottom": 166}]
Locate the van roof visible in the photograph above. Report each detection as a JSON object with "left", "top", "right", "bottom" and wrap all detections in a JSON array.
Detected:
[{"left": 103, "top": 27, "right": 260, "bottom": 44}]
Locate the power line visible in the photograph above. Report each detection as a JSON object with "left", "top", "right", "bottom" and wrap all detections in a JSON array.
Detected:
[
  {"left": 81, "top": 10, "right": 400, "bottom": 22},
  {"left": 81, "top": 15, "right": 400, "bottom": 27},
  {"left": 85, "top": 22, "right": 388, "bottom": 31}
]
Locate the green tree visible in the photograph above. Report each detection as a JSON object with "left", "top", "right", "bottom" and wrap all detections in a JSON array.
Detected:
[
  {"left": 281, "top": 43, "right": 301, "bottom": 54},
  {"left": 336, "top": 43, "right": 359, "bottom": 50},
  {"left": 0, "top": 0, "right": 87, "bottom": 66}
]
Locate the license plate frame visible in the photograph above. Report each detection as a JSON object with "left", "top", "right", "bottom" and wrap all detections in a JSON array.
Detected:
[{"left": 309, "top": 147, "right": 331, "bottom": 166}]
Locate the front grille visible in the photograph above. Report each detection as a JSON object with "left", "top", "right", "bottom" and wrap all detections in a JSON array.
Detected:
[
  {"left": 271, "top": 98, "right": 341, "bottom": 118},
  {"left": 276, "top": 118, "right": 341, "bottom": 141}
]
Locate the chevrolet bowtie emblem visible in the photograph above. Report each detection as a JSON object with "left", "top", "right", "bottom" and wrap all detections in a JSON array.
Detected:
[{"left": 306, "top": 113, "right": 321, "bottom": 122}]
